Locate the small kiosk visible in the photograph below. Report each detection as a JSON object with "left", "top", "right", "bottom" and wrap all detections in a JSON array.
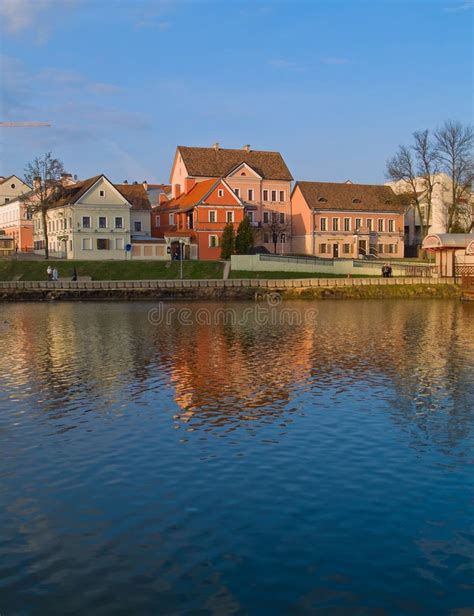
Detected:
[{"left": 422, "top": 233, "right": 474, "bottom": 278}]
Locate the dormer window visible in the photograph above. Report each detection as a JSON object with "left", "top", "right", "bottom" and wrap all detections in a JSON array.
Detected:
[
  {"left": 218, "top": 189, "right": 224, "bottom": 198},
  {"left": 318, "top": 197, "right": 327, "bottom": 203},
  {"left": 240, "top": 172, "right": 246, "bottom": 176},
  {"left": 11, "top": 183, "right": 15, "bottom": 189},
  {"left": 385, "top": 199, "right": 392, "bottom": 205},
  {"left": 352, "top": 198, "right": 362, "bottom": 204}
]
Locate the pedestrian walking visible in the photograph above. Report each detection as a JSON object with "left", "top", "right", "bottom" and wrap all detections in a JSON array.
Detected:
[
  {"left": 47, "top": 265, "right": 52, "bottom": 281},
  {"left": 72, "top": 267, "right": 77, "bottom": 282},
  {"left": 52, "top": 267, "right": 59, "bottom": 281}
]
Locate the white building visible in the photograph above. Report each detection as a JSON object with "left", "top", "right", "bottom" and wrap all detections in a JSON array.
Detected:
[
  {"left": 33, "top": 175, "right": 155, "bottom": 260},
  {"left": 386, "top": 173, "right": 473, "bottom": 255},
  {"left": 0, "top": 175, "right": 31, "bottom": 205}
]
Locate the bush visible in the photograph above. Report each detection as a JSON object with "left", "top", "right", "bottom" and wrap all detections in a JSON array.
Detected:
[
  {"left": 220, "top": 223, "right": 235, "bottom": 259},
  {"left": 236, "top": 216, "right": 254, "bottom": 254}
]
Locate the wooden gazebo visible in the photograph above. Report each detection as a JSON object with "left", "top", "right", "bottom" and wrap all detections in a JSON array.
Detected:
[{"left": 422, "top": 233, "right": 474, "bottom": 278}]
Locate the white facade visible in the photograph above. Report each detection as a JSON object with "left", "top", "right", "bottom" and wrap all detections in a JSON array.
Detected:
[{"left": 0, "top": 175, "right": 31, "bottom": 205}]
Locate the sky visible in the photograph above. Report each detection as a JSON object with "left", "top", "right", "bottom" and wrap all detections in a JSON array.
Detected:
[{"left": 0, "top": 0, "right": 472, "bottom": 185}]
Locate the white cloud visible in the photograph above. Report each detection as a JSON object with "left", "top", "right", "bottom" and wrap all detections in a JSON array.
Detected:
[
  {"left": 0, "top": 0, "right": 77, "bottom": 35},
  {"left": 443, "top": 1, "right": 473, "bottom": 12}
]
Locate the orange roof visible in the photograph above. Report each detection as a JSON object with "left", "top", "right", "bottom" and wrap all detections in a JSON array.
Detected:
[{"left": 156, "top": 178, "right": 218, "bottom": 212}]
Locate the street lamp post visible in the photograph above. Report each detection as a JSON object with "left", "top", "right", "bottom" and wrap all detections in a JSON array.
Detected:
[{"left": 180, "top": 240, "right": 184, "bottom": 280}]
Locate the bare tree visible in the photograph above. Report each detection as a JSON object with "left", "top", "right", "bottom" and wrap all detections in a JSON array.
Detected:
[
  {"left": 386, "top": 130, "right": 439, "bottom": 244},
  {"left": 434, "top": 121, "right": 473, "bottom": 232},
  {"left": 265, "top": 211, "right": 289, "bottom": 254},
  {"left": 21, "top": 152, "right": 64, "bottom": 259}
]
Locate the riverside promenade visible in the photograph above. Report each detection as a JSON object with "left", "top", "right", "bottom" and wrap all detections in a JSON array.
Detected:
[{"left": 0, "top": 277, "right": 460, "bottom": 301}]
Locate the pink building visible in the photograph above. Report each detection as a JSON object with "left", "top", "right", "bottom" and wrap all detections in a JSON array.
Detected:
[
  {"left": 291, "top": 181, "right": 405, "bottom": 259},
  {"left": 169, "top": 144, "right": 293, "bottom": 252}
]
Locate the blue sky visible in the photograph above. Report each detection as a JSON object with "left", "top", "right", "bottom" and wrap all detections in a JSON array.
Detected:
[{"left": 1, "top": 0, "right": 472, "bottom": 184}]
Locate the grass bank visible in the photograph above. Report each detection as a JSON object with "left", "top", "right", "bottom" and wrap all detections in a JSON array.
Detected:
[{"left": 0, "top": 259, "right": 225, "bottom": 281}]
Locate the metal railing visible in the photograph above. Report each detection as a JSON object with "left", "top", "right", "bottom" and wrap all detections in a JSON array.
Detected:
[{"left": 259, "top": 254, "right": 334, "bottom": 266}]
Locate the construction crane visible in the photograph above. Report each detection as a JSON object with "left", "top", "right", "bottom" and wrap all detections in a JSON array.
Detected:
[{"left": 0, "top": 122, "right": 51, "bottom": 128}]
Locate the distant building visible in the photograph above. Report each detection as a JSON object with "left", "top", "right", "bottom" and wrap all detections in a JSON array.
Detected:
[
  {"left": 145, "top": 182, "right": 172, "bottom": 206},
  {"left": 0, "top": 230, "right": 15, "bottom": 257},
  {"left": 152, "top": 177, "right": 245, "bottom": 259},
  {"left": 32, "top": 175, "right": 156, "bottom": 260},
  {"left": 0, "top": 175, "right": 31, "bottom": 205},
  {"left": 386, "top": 173, "right": 473, "bottom": 255},
  {"left": 168, "top": 144, "right": 293, "bottom": 252},
  {"left": 291, "top": 181, "right": 405, "bottom": 259}
]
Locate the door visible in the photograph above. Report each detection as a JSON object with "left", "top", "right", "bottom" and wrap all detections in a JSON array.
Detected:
[
  {"left": 333, "top": 243, "right": 339, "bottom": 258},
  {"left": 358, "top": 240, "right": 367, "bottom": 256}
]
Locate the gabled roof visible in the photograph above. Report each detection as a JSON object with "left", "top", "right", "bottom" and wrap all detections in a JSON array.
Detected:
[
  {"left": 156, "top": 177, "right": 243, "bottom": 213},
  {"left": 176, "top": 146, "right": 293, "bottom": 181},
  {"left": 294, "top": 181, "right": 403, "bottom": 213},
  {"left": 115, "top": 184, "right": 151, "bottom": 210},
  {"left": 0, "top": 174, "right": 31, "bottom": 188},
  {"left": 46, "top": 175, "right": 103, "bottom": 208},
  {"left": 422, "top": 233, "right": 474, "bottom": 250}
]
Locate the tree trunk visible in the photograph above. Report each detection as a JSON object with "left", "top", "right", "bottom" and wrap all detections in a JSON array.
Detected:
[{"left": 41, "top": 209, "right": 49, "bottom": 259}]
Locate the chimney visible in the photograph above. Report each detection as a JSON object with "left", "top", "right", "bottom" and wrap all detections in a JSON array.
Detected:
[
  {"left": 123, "top": 180, "right": 128, "bottom": 184},
  {"left": 33, "top": 176, "right": 41, "bottom": 190},
  {"left": 213, "top": 142, "right": 219, "bottom": 151},
  {"left": 174, "top": 183, "right": 181, "bottom": 198},
  {"left": 142, "top": 180, "right": 148, "bottom": 192},
  {"left": 243, "top": 144, "right": 251, "bottom": 152},
  {"left": 133, "top": 181, "right": 138, "bottom": 185},
  {"left": 159, "top": 193, "right": 168, "bottom": 205},
  {"left": 184, "top": 177, "right": 196, "bottom": 193}
]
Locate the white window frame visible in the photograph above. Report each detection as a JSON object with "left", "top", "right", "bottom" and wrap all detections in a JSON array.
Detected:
[
  {"left": 209, "top": 210, "right": 217, "bottom": 223},
  {"left": 332, "top": 217, "right": 339, "bottom": 232},
  {"left": 169, "top": 213, "right": 175, "bottom": 225},
  {"left": 155, "top": 215, "right": 161, "bottom": 227},
  {"left": 99, "top": 189, "right": 106, "bottom": 198},
  {"left": 279, "top": 212, "right": 285, "bottom": 224},
  {"left": 271, "top": 190, "right": 277, "bottom": 202},
  {"left": 263, "top": 211, "right": 270, "bottom": 224},
  {"left": 115, "top": 237, "right": 124, "bottom": 250},
  {"left": 388, "top": 219, "right": 395, "bottom": 233},
  {"left": 115, "top": 216, "right": 123, "bottom": 229},
  {"left": 218, "top": 189, "right": 224, "bottom": 198},
  {"left": 209, "top": 234, "right": 219, "bottom": 248},
  {"left": 226, "top": 211, "right": 234, "bottom": 223},
  {"left": 378, "top": 219, "right": 384, "bottom": 232},
  {"left": 82, "top": 237, "right": 92, "bottom": 251},
  {"left": 82, "top": 216, "right": 91, "bottom": 229},
  {"left": 367, "top": 218, "right": 373, "bottom": 232},
  {"left": 134, "top": 221, "right": 142, "bottom": 232},
  {"left": 234, "top": 188, "right": 240, "bottom": 198},
  {"left": 355, "top": 218, "right": 362, "bottom": 230},
  {"left": 320, "top": 217, "right": 327, "bottom": 231},
  {"left": 344, "top": 217, "right": 351, "bottom": 232},
  {"left": 99, "top": 216, "right": 107, "bottom": 229},
  {"left": 279, "top": 190, "right": 285, "bottom": 202}
]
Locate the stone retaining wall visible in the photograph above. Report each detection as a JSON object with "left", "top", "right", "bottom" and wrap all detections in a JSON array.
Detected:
[{"left": 0, "top": 277, "right": 460, "bottom": 302}]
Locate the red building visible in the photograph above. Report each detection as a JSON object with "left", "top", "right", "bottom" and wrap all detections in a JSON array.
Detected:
[{"left": 152, "top": 177, "right": 245, "bottom": 260}]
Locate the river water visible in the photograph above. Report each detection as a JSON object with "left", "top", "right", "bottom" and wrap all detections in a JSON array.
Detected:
[{"left": 0, "top": 299, "right": 473, "bottom": 615}]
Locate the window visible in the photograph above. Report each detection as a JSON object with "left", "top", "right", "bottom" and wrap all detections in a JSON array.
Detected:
[
  {"left": 388, "top": 219, "right": 395, "bottom": 233},
  {"left": 248, "top": 189, "right": 254, "bottom": 201},
  {"left": 82, "top": 238, "right": 92, "bottom": 250},
  {"left": 388, "top": 244, "right": 395, "bottom": 254},
  {"left": 134, "top": 221, "right": 142, "bottom": 232},
  {"left": 332, "top": 218, "right": 339, "bottom": 231},
  {"left": 82, "top": 216, "right": 91, "bottom": 228},
  {"left": 69, "top": 217, "right": 72, "bottom": 229},
  {"left": 377, "top": 243, "right": 384, "bottom": 254},
  {"left": 155, "top": 215, "right": 161, "bottom": 227},
  {"left": 5, "top": 198, "right": 9, "bottom": 203},
  {"left": 115, "top": 238, "right": 124, "bottom": 250},
  {"left": 263, "top": 232, "right": 270, "bottom": 243},
  {"left": 279, "top": 212, "right": 285, "bottom": 224},
  {"left": 263, "top": 211, "right": 270, "bottom": 224},
  {"left": 11, "top": 183, "right": 15, "bottom": 189},
  {"left": 320, "top": 243, "right": 328, "bottom": 254},
  {"left": 281, "top": 233, "right": 286, "bottom": 243},
  {"left": 378, "top": 219, "right": 384, "bottom": 232},
  {"left": 234, "top": 188, "right": 240, "bottom": 198},
  {"left": 279, "top": 190, "right": 285, "bottom": 202},
  {"left": 271, "top": 190, "right": 277, "bottom": 202},
  {"left": 209, "top": 210, "right": 217, "bottom": 223},
  {"left": 97, "top": 238, "right": 109, "bottom": 250},
  {"left": 209, "top": 234, "right": 219, "bottom": 247},
  {"left": 169, "top": 213, "right": 175, "bottom": 225},
  {"left": 343, "top": 243, "right": 351, "bottom": 254},
  {"left": 263, "top": 189, "right": 268, "bottom": 201},
  {"left": 115, "top": 216, "right": 123, "bottom": 229},
  {"left": 69, "top": 240, "right": 73, "bottom": 252},
  {"left": 355, "top": 218, "right": 362, "bottom": 230},
  {"left": 344, "top": 218, "right": 351, "bottom": 231},
  {"left": 218, "top": 189, "right": 224, "bottom": 198},
  {"left": 367, "top": 218, "right": 373, "bottom": 232},
  {"left": 99, "top": 216, "right": 107, "bottom": 229},
  {"left": 247, "top": 211, "right": 254, "bottom": 222},
  {"left": 226, "top": 211, "right": 234, "bottom": 223},
  {"left": 320, "top": 217, "right": 327, "bottom": 231},
  {"left": 99, "top": 189, "right": 106, "bottom": 198}
]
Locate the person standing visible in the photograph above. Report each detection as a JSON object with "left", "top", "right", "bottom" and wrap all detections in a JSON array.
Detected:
[
  {"left": 52, "top": 267, "right": 59, "bottom": 281},
  {"left": 71, "top": 267, "right": 77, "bottom": 282},
  {"left": 47, "top": 265, "right": 52, "bottom": 281}
]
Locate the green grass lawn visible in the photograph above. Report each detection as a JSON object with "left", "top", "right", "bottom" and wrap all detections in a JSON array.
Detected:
[
  {"left": 0, "top": 259, "right": 225, "bottom": 281},
  {"left": 229, "top": 270, "right": 371, "bottom": 279}
]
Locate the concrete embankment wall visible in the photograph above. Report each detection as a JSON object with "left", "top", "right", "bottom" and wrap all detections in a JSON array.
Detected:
[
  {"left": 231, "top": 254, "right": 435, "bottom": 277},
  {"left": 0, "top": 277, "right": 460, "bottom": 301}
]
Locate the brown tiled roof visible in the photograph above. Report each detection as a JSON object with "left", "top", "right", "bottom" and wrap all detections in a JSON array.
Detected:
[
  {"left": 115, "top": 184, "right": 151, "bottom": 210},
  {"left": 148, "top": 183, "right": 171, "bottom": 192},
  {"left": 177, "top": 146, "right": 293, "bottom": 181},
  {"left": 47, "top": 176, "right": 102, "bottom": 208},
  {"left": 295, "top": 181, "right": 403, "bottom": 212}
]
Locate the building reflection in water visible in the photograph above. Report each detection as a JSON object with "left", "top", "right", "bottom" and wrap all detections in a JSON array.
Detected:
[{"left": 1, "top": 300, "right": 473, "bottom": 447}]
